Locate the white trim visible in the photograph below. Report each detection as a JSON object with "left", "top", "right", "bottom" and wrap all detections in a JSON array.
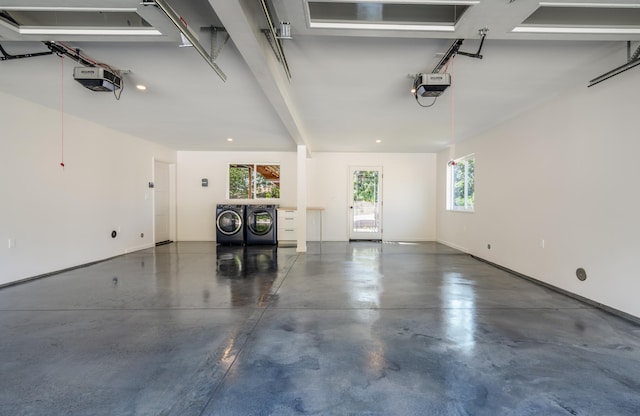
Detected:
[
  {"left": 296, "top": 146, "right": 307, "bottom": 252},
  {"left": 448, "top": 207, "right": 475, "bottom": 213},
  {"left": 306, "top": 0, "right": 479, "bottom": 4},
  {"left": 0, "top": 7, "right": 138, "bottom": 11},
  {"left": 309, "top": 22, "right": 455, "bottom": 31},
  {"left": 446, "top": 154, "right": 475, "bottom": 212},
  {"left": 153, "top": 158, "right": 177, "bottom": 245},
  {"left": 436, "top": 239, "right": 469, "bottom": 253},
  {"left": 125, "top": 243, "right": 154, "bottom": 254},
  {"left": 19, "top": 28, "right": 163, "bottom": 36},
  {"left": 348, "top": 166, "right": 383, "bottom": 241},
  {"left": 512, "top": 26, "right": 640, "bottom": 34},
  {"left": 227, "top": 162, "right": 281, "bottom": 201},
  {"left": 169, "top": 163, "right": 177, "bottom": 242},
  {"left": 538, "top": 2, "right": 640, "bottom": 8}
]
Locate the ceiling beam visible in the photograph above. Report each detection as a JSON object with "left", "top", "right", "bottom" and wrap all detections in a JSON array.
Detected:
[{"left": 207, "top": 0, "right": 311, "bottom": 155}]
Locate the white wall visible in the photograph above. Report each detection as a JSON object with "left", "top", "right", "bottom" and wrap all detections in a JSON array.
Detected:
[
  {"left": 0, "top": 92, "right": 176, "bottom": 285},
  {"left": 177, "top": 151, "right": 298, "bottom": 241},
  {"left": 178, "top": 151, "right": 437, "bottom": 242},
  {"left": 436, "top": 69, "right": 640, "bottom": 318},
  {"left": 306, "top": 152, "right": 436, "bottom": 241}
]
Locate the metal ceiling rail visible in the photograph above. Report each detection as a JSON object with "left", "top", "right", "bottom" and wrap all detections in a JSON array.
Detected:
[
  {"left": 148, "top": 0, "right": 227, "bottom": 82},
  {"left": 0, "top": 41, "right": 97, "bottom": 67},
  {"left": 588, "top": 41, "right": 640, "bottom": 88},
  {"left": 432, "top": 28, "right": 487, "bottom": 74},
  {"left": 0, "top": 43, "right": 52, "bottom": 61},
  {"left": 259, "top": 0, "right": 291, "bottom": 80},
  {"left": 432, "top": 39, "right": 464, "bottom": 74}
]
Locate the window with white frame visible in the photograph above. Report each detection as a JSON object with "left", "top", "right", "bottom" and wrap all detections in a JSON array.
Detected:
[
  {"left": 447, "top": 154, "right": 475, "bottom": 211},
  {"left": 228, "top": 164, "right": 280, "bottom": 199}
]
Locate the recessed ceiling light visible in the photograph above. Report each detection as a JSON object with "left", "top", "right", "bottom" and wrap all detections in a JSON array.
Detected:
[
  {"left": 227, "top": 138, "right": 234, "bottom": 142},
  {"left": 136, "top": 85, "right": 147, "bottom": 91},
  {"left": 375, "top": 139, "right": 382, "bottom": 143}
]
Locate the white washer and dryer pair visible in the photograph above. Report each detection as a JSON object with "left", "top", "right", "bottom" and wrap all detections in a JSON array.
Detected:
[{"left": 216, "top": 204, "right": 277, "bottom": 245}]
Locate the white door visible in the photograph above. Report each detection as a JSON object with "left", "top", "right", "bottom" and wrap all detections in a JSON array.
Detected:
[
  {"left": 349, "top": 166, "right": 382, "bottom": 240},
  {"left": 154, "top": 160, "right": 171, "bottom": 244}
]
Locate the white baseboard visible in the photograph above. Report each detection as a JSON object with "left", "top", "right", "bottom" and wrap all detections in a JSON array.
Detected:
[
  {"left": 125, "top": 243, "right": 155, "bottom": 253},
  {"left": 436, "top": 239, "right": 469, "bottom": 253}
]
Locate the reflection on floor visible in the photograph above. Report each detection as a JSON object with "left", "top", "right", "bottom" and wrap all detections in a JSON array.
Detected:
[
  {"left": 1, "top": 242, "right": 639, "bottom": 416},
  {"left": 216, "top": 245, "right": 279, "bottom": 306}
]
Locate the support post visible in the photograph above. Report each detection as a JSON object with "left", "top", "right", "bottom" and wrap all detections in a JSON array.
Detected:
[{"left": 296, "top": 145, "right": 307, "bottom": 252}]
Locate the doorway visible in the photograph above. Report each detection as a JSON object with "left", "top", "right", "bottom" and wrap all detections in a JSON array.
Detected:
[
  {"left": 154, "top": 160, "right": 175, "bottom": 245},
  {"left": 349, "top": 166, "right": 382, "bottom": 241}
]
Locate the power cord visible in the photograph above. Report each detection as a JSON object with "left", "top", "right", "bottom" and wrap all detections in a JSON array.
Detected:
[{"left": 415, "top": 95, "right": 437, "bottom": 107}]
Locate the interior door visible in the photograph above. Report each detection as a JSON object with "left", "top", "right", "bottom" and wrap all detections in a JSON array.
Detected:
[
  {"left": 154, "top": 160, "right": 171, "bottom": 245},
  {"left": 349, "top": 167, "right": 382, "bottom": 240}
]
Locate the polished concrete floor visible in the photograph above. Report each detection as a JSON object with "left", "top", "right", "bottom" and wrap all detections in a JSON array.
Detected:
[{"left": 1, "top": 242, "right": 640, "bottom": 416}]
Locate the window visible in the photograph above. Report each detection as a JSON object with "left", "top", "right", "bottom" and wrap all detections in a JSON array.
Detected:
[
  {"left": 447, "top": 155, "right": 474, "bottom": 211},
  {"left": 228, "top": 164, "right": 280, "bottom": 199}
]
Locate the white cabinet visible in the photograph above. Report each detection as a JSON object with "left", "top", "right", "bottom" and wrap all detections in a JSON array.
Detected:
[
  {"left": 277, "top": 207, "right": 323, "bottom": 245},
  {"left": 277, "top": 209, "right": 297, "bottom": 243}
]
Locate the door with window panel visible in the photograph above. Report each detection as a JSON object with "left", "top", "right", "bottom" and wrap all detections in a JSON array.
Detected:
[{"left": 349, "top": 167, "right": 382, "bottom": 240}]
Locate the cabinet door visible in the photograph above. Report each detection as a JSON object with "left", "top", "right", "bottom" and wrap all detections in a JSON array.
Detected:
[{"left": 277, "top": 210, "right": 296, "bottom": 240}]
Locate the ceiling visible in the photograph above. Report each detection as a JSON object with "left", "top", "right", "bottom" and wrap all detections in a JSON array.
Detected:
[{"left": 1, "top": 0, "right": 639, "bottom": 154}]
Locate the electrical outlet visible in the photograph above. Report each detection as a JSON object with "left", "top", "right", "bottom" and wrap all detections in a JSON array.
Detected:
[{"left": 540, "top": 239, "right": 545, "bottom": 249}]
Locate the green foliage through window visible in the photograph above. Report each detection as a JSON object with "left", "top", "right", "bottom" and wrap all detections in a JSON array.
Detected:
[
  {"left": 229, "top": 165, "right": 250, "bottom": 199},
  {"left": 353, "top": 170, "right": 379, "bottom": 203},
  {"left": 448, "top": 156, "right": 474, "bottom": 211},
  {"left": 229, "top": 164, "right": 280, "bottom": 199}
]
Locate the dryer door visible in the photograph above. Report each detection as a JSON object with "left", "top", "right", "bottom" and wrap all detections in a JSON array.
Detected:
[
  {"left": 217, "top": 210, "right": 243, "bottom": 235},
  {"left": 248, "top": 210, "right": 274, "bottom": 236}
]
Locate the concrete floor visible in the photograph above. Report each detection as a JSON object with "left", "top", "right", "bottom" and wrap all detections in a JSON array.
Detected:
[{"left": 1, "top": 242, "right": 640, "bottom": 416}]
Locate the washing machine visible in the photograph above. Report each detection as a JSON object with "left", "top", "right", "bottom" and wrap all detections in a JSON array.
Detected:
[
  {"left": 245, "top": 204, "right": 277, "bottom": 245},
  {"left": 216, "top": 204, "right": 245, "bottom": 245}
]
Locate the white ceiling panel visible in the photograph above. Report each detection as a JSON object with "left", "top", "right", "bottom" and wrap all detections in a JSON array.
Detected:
[{"left": 1, "top": 0, "right": 639, "bottom": 154}]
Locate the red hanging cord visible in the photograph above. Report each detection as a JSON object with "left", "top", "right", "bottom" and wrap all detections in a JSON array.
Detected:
[{"left": 60, "top": 55, "right": 65, "bottom": 169}]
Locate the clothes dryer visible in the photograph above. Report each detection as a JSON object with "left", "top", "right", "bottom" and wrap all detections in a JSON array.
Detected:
[
  {"left": 245, "top": 204, "right": 277, "bottom": 245},
  {"left": 216, "top": 204, "right": 245, "bottom": 245}
]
